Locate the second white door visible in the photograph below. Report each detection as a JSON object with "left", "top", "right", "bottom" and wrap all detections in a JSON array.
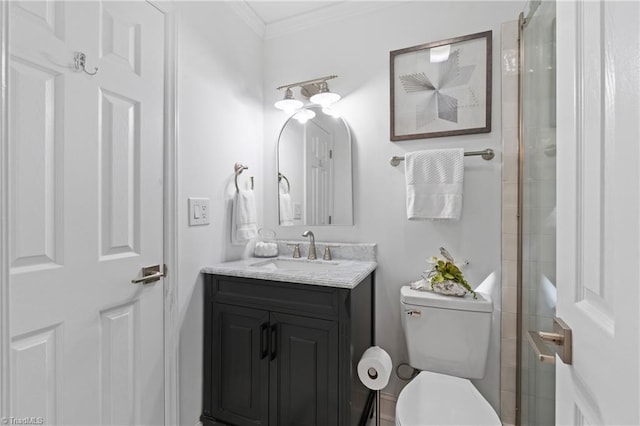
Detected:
[
  {"left": 9, "top": 2, "right": 166, "bottom": 424},
  {"left": 556, "top": 0, "right": 640, "bottom": 424}
]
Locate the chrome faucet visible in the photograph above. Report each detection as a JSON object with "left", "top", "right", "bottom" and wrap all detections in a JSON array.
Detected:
[{"left": 301, "top": 230, "right": 317, "bottom": 260}]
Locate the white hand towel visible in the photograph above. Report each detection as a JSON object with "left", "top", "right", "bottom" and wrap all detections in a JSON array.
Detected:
[
  {"left": 405, "top": 148, "right": 464, "bottom": 220},
  {"left": 231, "top": 188, "right": 258, "bottom": 244},
  {"left": 278, "top": 179, "right": 294, "bottom": 226},
  {"left": 279, "top": 192, "right": 294, "bottom": 226}
]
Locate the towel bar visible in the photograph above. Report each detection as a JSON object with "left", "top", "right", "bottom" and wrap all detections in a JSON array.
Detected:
[{"left": 389, "top": 148, "right": 495, "bottom": 167}]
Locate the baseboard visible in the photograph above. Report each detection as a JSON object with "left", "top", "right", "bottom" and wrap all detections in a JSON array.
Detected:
[{"left": 379, "top": 391, "right": 397, "bottom": 422}]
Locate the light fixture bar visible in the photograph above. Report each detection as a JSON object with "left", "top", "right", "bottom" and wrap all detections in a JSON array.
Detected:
[{"left": 276, "top": 75, "right": 338, "bottom": 91}]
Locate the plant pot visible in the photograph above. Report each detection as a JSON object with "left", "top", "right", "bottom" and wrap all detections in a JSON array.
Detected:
[{"left": 431, "top": 280, "right": 468, "bottom": 297}]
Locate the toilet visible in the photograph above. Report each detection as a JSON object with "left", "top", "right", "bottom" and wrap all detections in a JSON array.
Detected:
[{"left": 396, "top": 286, "right": 501, "bottom": 426}]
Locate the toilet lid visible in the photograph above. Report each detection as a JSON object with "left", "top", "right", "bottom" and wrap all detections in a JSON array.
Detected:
[
  {"left": 400, "top": 286, "right": 493, "bottom": 313},
  {"left": 395, "top": 371, "right": 501, "bottom": 426}
]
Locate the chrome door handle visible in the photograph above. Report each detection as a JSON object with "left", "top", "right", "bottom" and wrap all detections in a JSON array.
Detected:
[
  {"left": 131, "top": 264, "right": 166, "bottom": 285},
  {"left": 527, "top": 317, "right": 572, "bottom": 365}
]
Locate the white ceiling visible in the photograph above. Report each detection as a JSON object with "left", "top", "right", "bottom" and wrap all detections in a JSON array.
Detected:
[
  {"left": 233, "top": 1, "right": 401, "bottom": 39},
  {"left": 244, "top": 1, "right": 346, "bottom": 25}
]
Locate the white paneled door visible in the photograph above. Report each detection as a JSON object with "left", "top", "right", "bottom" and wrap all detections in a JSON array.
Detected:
[
  {"left": 8, "top": 2, "right": 165, "bottom": 425},
  {"left": 556, "top": 0, "right": 640, "bottom": 424},
  {"left": 305, "top": 121, "right": 332, "bottom": 226}
]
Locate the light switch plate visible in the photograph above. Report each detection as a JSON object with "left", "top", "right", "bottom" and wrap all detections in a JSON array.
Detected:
[
  {"left": 188, "top": 197, "right": 210, "bottom": 226},
  {"left": 293, "top": 202, "right": 302, "bottom": 220}
]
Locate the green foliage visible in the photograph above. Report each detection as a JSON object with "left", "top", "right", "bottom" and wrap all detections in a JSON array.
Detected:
[{"left": 423, "top": 256, "right": 477, "bottom": 299}]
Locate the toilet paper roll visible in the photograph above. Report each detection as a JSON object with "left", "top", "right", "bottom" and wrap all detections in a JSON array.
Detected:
[{"left": 357, "top": 346, "right": 392, "bottom": 390}]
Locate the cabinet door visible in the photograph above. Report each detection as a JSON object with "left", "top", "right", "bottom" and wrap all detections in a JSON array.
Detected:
[
  {"left": 269, "top": 312, "right": 339, "bottom": 426},
  {"left": 211, "top": 304, "right": 270, "bottom": 426}
]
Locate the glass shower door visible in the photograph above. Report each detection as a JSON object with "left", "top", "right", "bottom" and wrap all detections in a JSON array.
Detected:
[{"left": 518, "top": 1, "right": 557, "bottom": 425}]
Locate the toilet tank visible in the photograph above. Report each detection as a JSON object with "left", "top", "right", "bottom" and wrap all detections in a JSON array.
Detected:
[{"left": 400, "top": 286, "right": 493, "bottom": 379}]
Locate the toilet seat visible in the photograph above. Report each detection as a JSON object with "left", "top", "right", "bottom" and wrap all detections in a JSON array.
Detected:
[{"left": 395, "top": 371, "right": 501, "bottom": 426}]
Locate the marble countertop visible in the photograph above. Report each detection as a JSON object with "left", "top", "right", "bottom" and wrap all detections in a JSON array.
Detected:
[{"left": 202, "top": 242, "right": 377, "bottom": 289}]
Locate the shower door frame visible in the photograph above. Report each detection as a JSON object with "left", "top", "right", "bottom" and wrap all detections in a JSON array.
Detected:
[
  {"left": 516, "top": 2, "right": 555, "bottom": 424},
  {"left": 516, "top": 12, "right": 524, "bottom": 425}
]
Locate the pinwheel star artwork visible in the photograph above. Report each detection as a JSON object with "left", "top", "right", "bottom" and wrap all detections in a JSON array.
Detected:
[
  {"left": 398, "top": 49, "right": 479, "bottom": 127},
  {"left": 390, "top": 31, "right": 492, "bottom": 141}
]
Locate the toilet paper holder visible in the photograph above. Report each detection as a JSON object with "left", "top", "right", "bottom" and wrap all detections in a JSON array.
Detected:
[
  {"left": 367, "top": 368, "right": 381, "bottom": 426},
  {"left": 368, "top": 368, "right": 378, "bottom": 380},
  {"left": 359, "top": 389, "right": 382, "bottom": 426},
  {"left": 358, "top": 346, "right": 392, "bottom": 426}
]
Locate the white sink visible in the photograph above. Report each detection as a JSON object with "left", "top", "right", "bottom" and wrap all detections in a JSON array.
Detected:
[{"left": 249, "top": 258, "right": 340, "bottom": 273}]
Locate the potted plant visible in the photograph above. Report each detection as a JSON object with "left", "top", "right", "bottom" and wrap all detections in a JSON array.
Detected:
[{"left": 414, "top": 247, "right": 476, "bottom": 298}]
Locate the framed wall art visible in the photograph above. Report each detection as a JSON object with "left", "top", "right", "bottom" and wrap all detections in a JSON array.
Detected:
[{"left": 390, "top": 30, "right": 492, "bottom": 141}]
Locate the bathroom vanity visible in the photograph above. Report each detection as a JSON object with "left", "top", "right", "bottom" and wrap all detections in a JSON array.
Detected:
[{"left": 201, "top": 248, "right": 376, "bottom": 426}]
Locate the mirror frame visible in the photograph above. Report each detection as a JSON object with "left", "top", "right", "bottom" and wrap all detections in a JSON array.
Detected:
[{"left": 276, "top": 106, "right": 354, "bottom": 227}]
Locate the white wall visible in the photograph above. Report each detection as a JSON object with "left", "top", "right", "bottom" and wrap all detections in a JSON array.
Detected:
[
  {"left": 175, "top": 3, "right": 264, "bottom": 425},
  {"left": 263, "top": 1, "right": 524, "bottom": 412},
  {"left": 174, "top": 1, "right": 526, "bottom": 422}
]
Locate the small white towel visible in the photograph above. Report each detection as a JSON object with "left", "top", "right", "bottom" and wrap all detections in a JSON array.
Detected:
[
  {"left": 231, "top": 189, "right": 258, "bottom": 244},
  {"left": 405, "top": 148, "right": 464, "bottom": 220},
  {"left": 279, "top": 192, "right": 294, "bottom": 226}
]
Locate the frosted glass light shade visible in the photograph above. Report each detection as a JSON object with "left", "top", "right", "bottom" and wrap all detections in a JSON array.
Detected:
[
  {"left": 275, "top": 98, "right": 303, "bottom": 111},
  {"left": 293, "top": 109, "right": 316, "bottom": 124},
  {"left": 275, "top": 88, "right": 303, "bottom": 111},
  {"left": 322, "top": 106, "right": 341, "bottom": 118},
  {"left": 310, "top": 91, "right": 341, "bottom": 107},
  {"left": 309, "top": 81, "right": 340, "bottom": 107}
]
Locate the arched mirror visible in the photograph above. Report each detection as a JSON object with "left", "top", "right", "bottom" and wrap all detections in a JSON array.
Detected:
[{"left": 277, "top": 106, "right": 353, "bottom": 226}]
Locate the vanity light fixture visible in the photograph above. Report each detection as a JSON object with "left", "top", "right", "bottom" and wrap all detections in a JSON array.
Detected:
[
  {"left": 275, "top": 75, "right": 340, "bottom": 114},
  {"left": 274, "top": 87, "right": 304, "bottom": 113}
]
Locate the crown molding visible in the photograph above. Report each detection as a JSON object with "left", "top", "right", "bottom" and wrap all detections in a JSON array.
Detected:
[
  {"left": 228, "top": 1, "right": 407, "bottom": 41},
  {"left": 227, "top": 0, "right": 266, "bottom": 39},
  {"left": 265, "top": 2, "right": 404, "bottom": 40}
]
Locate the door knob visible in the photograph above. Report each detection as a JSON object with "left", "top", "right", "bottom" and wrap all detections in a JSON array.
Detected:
[
  {"left": 131, "top": 264, "right": 166, "bottom": 285},
  {"left": 527, "top": 317, "right": 572, "bottom": 365}
]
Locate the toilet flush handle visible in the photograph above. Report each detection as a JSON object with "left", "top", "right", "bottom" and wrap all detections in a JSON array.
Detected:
[{"left": 405, "top": 309, "right": 421, "bottom": 317}]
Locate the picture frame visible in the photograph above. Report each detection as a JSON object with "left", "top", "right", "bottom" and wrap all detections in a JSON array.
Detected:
[{"left": 390, "top": 30, "right": 492, "bottom": 141}]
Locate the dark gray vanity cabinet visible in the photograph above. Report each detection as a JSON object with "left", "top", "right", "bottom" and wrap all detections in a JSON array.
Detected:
[
  {"left": 202, "top": 273, "right": 374, "bottom": 426},
  {"left": 210, "top": 303, "right": 270, "bottom": 425}
]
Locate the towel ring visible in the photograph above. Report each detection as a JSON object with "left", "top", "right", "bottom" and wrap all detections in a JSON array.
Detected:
[
  {"left": 234, "top": 163, "right": 253, "bottom": 192},
  {"left": 278, "top": 173, "right": 291, "bottom": 194}
]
